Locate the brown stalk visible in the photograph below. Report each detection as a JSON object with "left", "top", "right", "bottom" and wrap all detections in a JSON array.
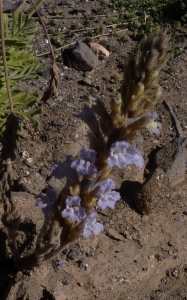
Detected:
[
  {"left": 0, "top": 0, "right": 20, "bottom": 264},
  {"left": 30, "top": 0, "right": 60, "bottom": 101}
]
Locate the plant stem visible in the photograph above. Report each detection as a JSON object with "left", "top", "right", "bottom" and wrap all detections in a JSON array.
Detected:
[
  {"left": 0, "top": 0, "right": 14, "bottom": 113},
  {"left": 30, "top": 0, "right": 56, "bottom": 63}
]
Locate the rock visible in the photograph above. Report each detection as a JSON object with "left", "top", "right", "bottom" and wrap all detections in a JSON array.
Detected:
[
  {"left": 3, "top": 0, "right": 23, "bottom": 12},
  {"left": 105, "top": 42, "right": 118, "bottom": 52},
  {"left": 89, "top": 42, "right": 110, "bottom": 60},
  {"left": 155, "top": 137, "right": 187, "bottom": 186},
  {"left": 67, "top": 249, "right": 79, "bottom": 260},
  {"left": 62, "top": 42, "right": 101, "bottom": 71},
  {"left": 135, "top": 168, "right": 170, "bottom": 215}
]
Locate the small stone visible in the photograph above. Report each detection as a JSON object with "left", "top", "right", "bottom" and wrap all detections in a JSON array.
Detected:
[
  {"left": 63, "top": 280, "right": 69, "bottom": 285},
  {"left": 52, "top": 260, "right": 65, "bottom": 271},
  {"left": 85, "top": 250, "right": 94, "bottom": 257},
  {"left": 67, "top": 249, "right": 79, "bottom": 260},
  {"left": 52, "top": 117, "right": 64, "bottom": 127},
  {"left": 89, "top": 42, "right": 109, "bottom": 60},
  {"left": 105, "top": 42, "right": 118, "bottom": 52},
  {"left": 171, "top": 268, "right": 178, "bottom": 277},
  {"left": 77, "top": 282, "right": 83, "bottom": 287},
  {"left": 155, "top": 254, "right": 163, "bottom": 261},
  {"left": 81, "top": 76, "right": 92, "bottom": 86},
  {"left": 62, "top": 42, "right": 101, "bottom": 71},
  {"left": 77, "top": 259, "right": 85, "bottom": 267},
  {"left": 65, "top": 137, "right": 73, "bottom": 144},
  {"left": 84, "top": 263, "right": 89, "bottom": 270},
  {"left": 54, "top": 96, "right": 63, "bottom": 102}
]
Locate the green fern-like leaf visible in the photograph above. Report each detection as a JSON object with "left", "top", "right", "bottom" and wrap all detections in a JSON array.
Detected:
[
  {"left": 0, "top": 48, "right": 44, "bottom": 80},
  {"left": 4, "top": 12, "right": 39, "bottom": 47},
  {"left": 0, "top": 89, "right": 41, "bottom": 136},
  {"left": 0, "top": 11, "right": 45, "bottom": 136}
]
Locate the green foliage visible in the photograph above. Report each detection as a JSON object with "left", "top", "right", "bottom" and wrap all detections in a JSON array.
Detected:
[
  {"left": 4, "top": 11, "right": 39, "bottom": 47},
  {"left": 0, "top": 11, "right": 44, "bottom": 136},
  {"left": 111, "top": 0, "right": 187, "bottom": 40}
]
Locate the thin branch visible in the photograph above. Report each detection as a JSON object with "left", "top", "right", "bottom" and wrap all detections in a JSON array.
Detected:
[
  {"left": 30, "top": 0, "right": 56, "bottom": 63},
  {"left": 0, "top": 0, "right": 14, "bottom": 113}
]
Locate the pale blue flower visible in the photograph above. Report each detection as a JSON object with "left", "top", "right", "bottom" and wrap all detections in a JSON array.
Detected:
[
  {"left": 71, "top": 147, "right": 97, "bottom": 177},
  {"left": 145, "top": 112, "right": 162, "bottom": 136},
  {"left": 93, "top": 178, "right": 120, "bottom": 210},
  {"left": 107, "top": 141, "right": 144, "bottom": 169},
  {"left": 35, "top": 189, "right": 57, "bottom": 214},
  {"left": 52, "top": 156, "right": 79, "bottom": 182},
  {"left": 82, "top": 212, "right": 103, "bottom": 238},
  {"left": 62, "top": 195, "right": 86, "bottom": 222}
]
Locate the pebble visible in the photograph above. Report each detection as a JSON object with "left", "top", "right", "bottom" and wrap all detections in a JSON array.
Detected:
[
  {"left": 63, "top": 280, "right": 69, "bottom": 285},
  {"left": 67, "top": 249, "right": 79, "bottom": 260},
  {"left": 52, "top": 260, "right": 65, "bottom": 271},
  {"left": 77, "top": 282, "right": 84, "bottom": 287},
  {"left": 113, "top": 276, "right": 130, "bottom": 283},
  {"left": 54, "top": 96, "right": 63, "bottom": 102},
  {"left": 155, "top": 254, "right": 163, "bottom": 261},
  {"left": 82, "top": 76, "right": 93, "bottom": 86},
  {"left": 65, "top": 137, "right": 73, "bottom": 144},
  {"left": 171, "top": 268, "right": 178, "bottom": 277},
  {"left": 62, "top": 42, "right": 101, "bottom": 71},
  {"left": 52, "top": 117, "right": 64, "bottom": 127}
]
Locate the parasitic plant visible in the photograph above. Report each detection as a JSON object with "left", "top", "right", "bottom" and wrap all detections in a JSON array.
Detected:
[{"left": 2, "top": 27, "right": 170, "bottom": 270}]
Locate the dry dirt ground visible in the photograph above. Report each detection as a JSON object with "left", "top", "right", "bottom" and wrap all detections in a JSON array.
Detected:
[{"left": 1, "top": 0, "right": 187, "bottom": 299}]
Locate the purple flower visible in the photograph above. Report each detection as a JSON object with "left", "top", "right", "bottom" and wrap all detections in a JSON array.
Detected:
[
  {"left": 93, "top": 178, "right": 120, "bottom": 210},
  {"left": 52, "top": 156, "right": 79, "bottom": 182},
  {"left": 71, "top": 147, "right": 97, "bottom": 177},
  {"left": 145, "top": 112, "right": 162, "bottom": 136},
  {"left": 107, "top": 141, "right": 144, "bottom": 169},
  {"left": 35, "top": 188, "right": 57, "bottom": 214},
  {"left": 82, "top": 212, "right": 103, "bottom": 238},
  {"left": 62, "top": 195, "right": 86, "bottom": 222}
]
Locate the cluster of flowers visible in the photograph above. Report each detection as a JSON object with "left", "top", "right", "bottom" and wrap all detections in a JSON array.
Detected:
[
  {"left": 35, "top": 140, "right": 145, "bottom": 238},
  {"left": 35, "top": 111, "right": 162, "bottom": 240}
]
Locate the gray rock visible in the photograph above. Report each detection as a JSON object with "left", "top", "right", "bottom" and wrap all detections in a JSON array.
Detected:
[
  {"left": 62, "top": 42, "right": 101, "bottom": 71},
  {"left": 3, "top": 0, "right": 23, "bottom": 12},
  {"left": 106, "top": 41, "right": 118, "bottom": 52}
]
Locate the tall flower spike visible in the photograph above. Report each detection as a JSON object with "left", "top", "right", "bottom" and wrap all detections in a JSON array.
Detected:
[{"left": 121, "top": 28, "right": 170, "bottom": 119}]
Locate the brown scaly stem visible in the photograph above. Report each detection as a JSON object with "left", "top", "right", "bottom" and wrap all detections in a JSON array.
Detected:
[
  {"left": 0, "top": 0, "right": 21, "bottom": 265},
  {"left": 30, "top": 0, "right": 59, "bottom": 100}
]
